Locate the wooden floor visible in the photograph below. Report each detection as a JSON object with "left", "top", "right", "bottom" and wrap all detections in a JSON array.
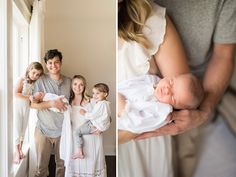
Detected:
[{"left": 48, "top": 155, "right": 116, "bottom": 177}]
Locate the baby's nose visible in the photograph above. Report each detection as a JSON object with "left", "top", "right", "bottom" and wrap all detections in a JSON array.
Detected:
[{"left": 163, "top": 87, "right": 170, "bottom": 95}]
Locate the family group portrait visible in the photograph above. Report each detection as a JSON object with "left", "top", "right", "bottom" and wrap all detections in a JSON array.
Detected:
[{"left": 0, "top": 0, "right": 236, "bottom": 177}]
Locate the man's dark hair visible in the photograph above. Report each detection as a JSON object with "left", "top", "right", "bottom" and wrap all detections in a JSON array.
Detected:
[{"left": 44, "top": 49, "right": 63, "bottom": 63}]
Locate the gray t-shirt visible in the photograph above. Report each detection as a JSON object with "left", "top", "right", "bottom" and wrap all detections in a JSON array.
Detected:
[
  {"left": 155, "top": 0, "right": 236, "bottom": 78},
  {"left": 33, "top": 73, "right": 71, "bottom": 138}
]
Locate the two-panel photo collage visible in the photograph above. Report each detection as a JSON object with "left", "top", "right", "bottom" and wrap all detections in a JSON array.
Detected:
[{"left": 1, "top": 0, "right": 236, "bottom": 177}]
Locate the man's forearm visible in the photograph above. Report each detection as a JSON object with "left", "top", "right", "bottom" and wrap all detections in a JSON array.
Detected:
[
  {"left": 31, "top": 100, "right": 52, "bottom": 110},
  {"left": 201, "top": 44, "right": 235, "bottom": 118}
]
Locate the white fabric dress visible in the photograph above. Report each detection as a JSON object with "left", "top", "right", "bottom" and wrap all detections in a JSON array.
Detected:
[
  {"left": 118, "top": 4, "right": 173, "bottom": 177},
  {"left": 119, "top": 74, "right": 172, "bottom": 133},
  {"left": 60, "top": 103, "right": 107, "bottom": 177},
  {"left": 13, "top": 78, "right": 34, "bottom": 145}
]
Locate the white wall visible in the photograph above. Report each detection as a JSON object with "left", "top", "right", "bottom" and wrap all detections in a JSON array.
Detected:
[{"left": 44, "top": 0, "right": 116, "bottom": 155}]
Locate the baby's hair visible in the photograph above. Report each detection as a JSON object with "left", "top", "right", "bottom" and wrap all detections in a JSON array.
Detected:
[
  {"left": 25, "top": 62, "right": 44, "bottom": 83},
  {"left": 185, "top": 74, "right": 204, "bottom": 109},
  {"left": 94, "top": 83, "right": 109, "bottom": 95},
  {"left": 44, "top": 49, "right": 62, "bottom": 63},
  {"left": 69, "top": 75, "right": 90, "bottom": 105}
]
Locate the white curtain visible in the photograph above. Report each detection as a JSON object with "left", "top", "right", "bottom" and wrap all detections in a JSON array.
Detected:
[
  {"left": 29, "top": 0, "right": 45, "bottom": 62},
  {"left": 28, "top": 0, "right": 46, "bottom": 176}
]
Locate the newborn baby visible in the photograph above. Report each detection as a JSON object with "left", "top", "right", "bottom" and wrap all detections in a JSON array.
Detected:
[
  {"left": 31, "top": 92, "right": 68, "bottom": 112},
  {"left": 118, "top": 73, "right": 204, "bottom": 143}
]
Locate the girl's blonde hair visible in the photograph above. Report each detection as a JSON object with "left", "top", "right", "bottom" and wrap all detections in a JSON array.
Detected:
[
  {"left": 69, "top": 75, "right": 90, "bottom": 105},
  {"left": 25, "top": 62, "right": 44, "bottom": 83},
  {"left": 118, "top": 0, "right": 152, "bottom": 49}
]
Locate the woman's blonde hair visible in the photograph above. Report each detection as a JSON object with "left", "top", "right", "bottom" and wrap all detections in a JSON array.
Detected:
[{"left": 118, "top": 0, "right": 152, "bottom": 49}]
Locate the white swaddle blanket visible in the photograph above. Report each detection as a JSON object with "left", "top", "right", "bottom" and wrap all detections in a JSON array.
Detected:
[
  {"left": 118, "top": 74, "right": 173, "bottom": 133},
  {"left": 59, "top": 106, "right": 72, "bottom": 170},
  {"left": 43, "top": 93, "right": 69, "bottom": 113}
]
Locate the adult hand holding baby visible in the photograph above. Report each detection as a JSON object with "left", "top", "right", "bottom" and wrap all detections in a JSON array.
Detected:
[
  {"left": 136, "top": 108, "right": 209, "bottom": 139},
  {"left": 51, "top": 95, "right": 68, "bottom": 112}
]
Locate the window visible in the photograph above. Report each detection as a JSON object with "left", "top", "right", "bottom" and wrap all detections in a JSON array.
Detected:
[
  {"left": 12, "top": 2, "right": 30, "bottom": 176},
  {"left": 13, "top": 1, "right": 29, "bottom": 83}
]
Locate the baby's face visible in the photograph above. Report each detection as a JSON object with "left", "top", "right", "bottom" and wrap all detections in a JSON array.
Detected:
[{"left": 155, "top": 76, "right": 193, "bottom": 109}]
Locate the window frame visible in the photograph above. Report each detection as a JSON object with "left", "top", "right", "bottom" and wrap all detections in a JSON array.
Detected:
[{"left": 11, "top": 2, "right": 31, "bottom": 176}]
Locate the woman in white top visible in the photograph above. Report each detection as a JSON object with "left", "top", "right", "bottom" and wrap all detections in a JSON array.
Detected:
[
  {"left": 118, "top": 0, "right": 190, "bottom": 177},
  {"left": 60, "top": 75, "right": 106, "bottom": 177}
]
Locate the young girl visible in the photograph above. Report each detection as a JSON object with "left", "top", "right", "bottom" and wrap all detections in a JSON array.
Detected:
[{"left": 13, "top": 61, "right": 44, "bottom": 164}]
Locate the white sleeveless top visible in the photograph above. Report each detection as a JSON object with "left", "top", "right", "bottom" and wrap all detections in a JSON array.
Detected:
[
  {"left": 22, "top": 78, "right": 34, "bottom": 96},
  {"left": 118, "top": 4, "right": 173, "bottom": 177}
]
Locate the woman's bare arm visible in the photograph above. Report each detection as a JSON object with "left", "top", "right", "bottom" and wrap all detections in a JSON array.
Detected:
[
  {"left": 155, "top": 16, "right": 190, "bottom": 77},
  {"left": 15, "top": 78, "right": 30, "bottom": 100}
]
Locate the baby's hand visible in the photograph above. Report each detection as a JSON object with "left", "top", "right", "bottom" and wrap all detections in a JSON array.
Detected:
[{"left": 79, "top": 109, "right": 86, "bottom": 115}]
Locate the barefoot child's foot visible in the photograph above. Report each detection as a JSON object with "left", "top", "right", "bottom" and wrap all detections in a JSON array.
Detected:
[
  {"left": 13, "top": 150, "right": 21, "bottom": 164},
  {"left": 19, "top": 150, "right": 25, "bottom": 159},
  {"left": 19, "top": 142, "right": 25, "bottom": 159}
]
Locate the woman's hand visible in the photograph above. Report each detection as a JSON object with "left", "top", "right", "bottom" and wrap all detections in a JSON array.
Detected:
[
  {"left": 80, "top": 109, "right": 86, "bottom": 115},
  {"left": 135, "top": 108, "right": 210, "bottom": 140}
]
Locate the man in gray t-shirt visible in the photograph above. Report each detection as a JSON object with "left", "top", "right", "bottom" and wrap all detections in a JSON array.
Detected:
[
  {"left": 141, "top": 1, "right": 236, "bottom": 177},
  {"left": 31, "top": 49, "right": 71, "bottom": 177}
]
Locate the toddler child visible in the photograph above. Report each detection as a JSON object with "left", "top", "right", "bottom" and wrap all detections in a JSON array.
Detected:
[
  {"left": 13, "top": 62, "right": 44, "bottom": 164},
  {"left": 71, "top": 83, "right": 111, "bottom": 159},
  {"left": 118, "top": 73, "right": 204, "bottom": 135}
]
